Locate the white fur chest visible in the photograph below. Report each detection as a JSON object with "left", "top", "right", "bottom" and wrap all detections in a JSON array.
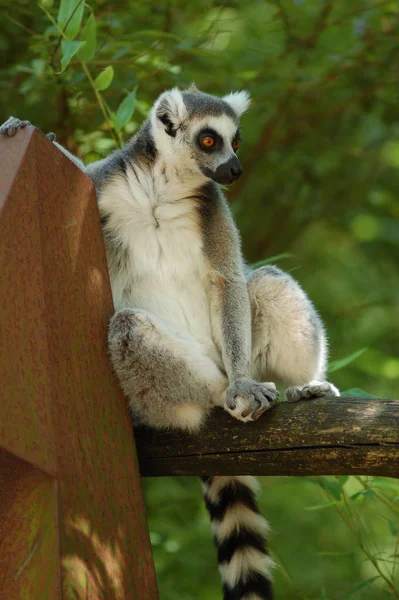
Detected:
[{"left": 99, "top": 164, "right": 214, "bottom": 341}]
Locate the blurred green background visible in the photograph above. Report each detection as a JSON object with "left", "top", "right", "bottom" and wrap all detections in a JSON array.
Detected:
[{"left": 1, "top": 0, "right": 398, "bottom": 598}]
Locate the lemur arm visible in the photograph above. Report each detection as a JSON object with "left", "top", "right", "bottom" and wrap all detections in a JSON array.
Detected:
[
  {"left": 204, "top": 188, "right": 279, "bottom": 414},
  {"left": 219, "top": 274, "right": 252, "bottom": 381},
  {"left": 203, "top": 189, "right": 251, "bottom": 380}
]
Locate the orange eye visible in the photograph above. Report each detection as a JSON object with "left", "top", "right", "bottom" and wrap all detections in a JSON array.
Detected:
[
  {"left": 202, "top": 136, "right": 215, "bottom": 148},
  {"left": 232, "top": 139, "right": 240, "bottom": 150}
]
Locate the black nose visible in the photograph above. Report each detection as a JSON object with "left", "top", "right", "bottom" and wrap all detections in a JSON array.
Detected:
[
  {"left": 230, "top": 164, "right": 243, "bottom": 180},
  {"left": 211, "top": 157, "right": 243, "bottom": 185}
]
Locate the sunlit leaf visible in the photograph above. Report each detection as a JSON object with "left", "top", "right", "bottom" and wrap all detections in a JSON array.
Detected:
[
  {"left": 328, "top": 349, "right": 368, "bottom": 373},
  {"left": 60, "top": 39, "right": 85, "bottom": 72},
  {"left": 58, "top": 0, "right": 85, "bottom": 39},
  {"left": 78, "top": 13, "right": 96, "bottom": 61},
  {"left": 94, "top": 66, "right": 114, "bottom": 91},
  {"left": 344, "top": 576, "right": 380, "bottom": 598}
]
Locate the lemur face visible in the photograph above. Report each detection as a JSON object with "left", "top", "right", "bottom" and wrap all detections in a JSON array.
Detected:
[
  {"left": 189, "top": 113, "right": 242, "bottom": 185},
  {"left": 151, "top": 87, "right": 250, "bottom": 185}
]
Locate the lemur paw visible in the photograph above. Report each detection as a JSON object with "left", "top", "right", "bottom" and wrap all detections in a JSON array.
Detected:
[
  {"left": 225, "top": 379, "right": 279, "bottom": 422},
  {"left": 285, "top": 380, "right": 339, "bottom": 403},
  {"left": 0, "top": 116, "right": 31, "bottom": 137}
]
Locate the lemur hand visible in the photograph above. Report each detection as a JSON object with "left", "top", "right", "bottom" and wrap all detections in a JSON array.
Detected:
[
  {"left": 225, "top": 378, "right": 279, "bottom": 422},
  {"left": 0, "top": 116, "right": 31, "bottom": 137},
  {"left": 0, "top": 117, "right": 56, "bottom": 142}
]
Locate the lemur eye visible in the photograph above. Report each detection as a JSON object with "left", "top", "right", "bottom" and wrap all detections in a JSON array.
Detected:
[
  {"left": 232, "top": 139, "right": 240, "bottom": 151},
  {"left": 202, "top": 135, "right": 215, "bottom": 148}
]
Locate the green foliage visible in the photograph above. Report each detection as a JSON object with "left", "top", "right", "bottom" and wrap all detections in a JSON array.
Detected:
[
  {"left": 1, "top": 0, "right": 398, "bottom": 598},
  {"left": 143, "top": 475, "right": 399, "bottom": 599}
]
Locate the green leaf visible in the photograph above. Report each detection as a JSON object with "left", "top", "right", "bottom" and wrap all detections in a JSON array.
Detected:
[
  {"left": 344, "top": 576, "right": 380, "bottom": 598},
  {"left": 328, "top": 348, "right": 368, "bottom": 373},
  {"left": 94, "top": 66, "right": 114, "bottom": 91},
  {"left": 134, "top": 29, "right": 182, "bottom": 41},
  {"left": 350, "top": 489, "right": 375, "bottom": 501},
  {"left": 115, "top": 88, "right": 137, "bottom": 130},
  {"left": 341, "top": 388, "right": 376, "bottom": 399},
  {"left": 319, "top": 478, "right": 342, "bottom": 501},
  {"left": 388, "top": 520, "right": 398, "bottom": 536},
  {"left": 251, "top": 253, "right": 294, "bottom": 269},
  {"left": 58, "top": 0, "right": 84, "bottom": 39},
  {"left": 304, "top": 501, "right": 337, "bottom": 511},
  {"left": 318, "top": 551, "right": 354, "bottom": 556},
  {"left": 372, "top": 480, "right": 399, "bottom": 493},
  {"left": 78, "top": 14, "right": 96, "bottom": 61},
  {"left": 60, "top": 40, "right": 85, "bottom": 72},
  {"left": 336, "top": 476, "right": 349, "bottom": 486}
]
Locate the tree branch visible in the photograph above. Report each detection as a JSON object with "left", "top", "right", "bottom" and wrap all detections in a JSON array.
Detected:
[{"left": 135, "top": 397, "right": 399, "bottom": 478}]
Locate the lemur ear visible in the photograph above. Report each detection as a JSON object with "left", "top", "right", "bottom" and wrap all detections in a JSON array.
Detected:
[
  {"left": 222, "top": 91, "right": 251, "bottom": 117},
  {"left": 154, "top": 88, "right": 187, "bottom": 137},
  {"left": 187, "top": 82, "right": 199, "bottom": 93}
]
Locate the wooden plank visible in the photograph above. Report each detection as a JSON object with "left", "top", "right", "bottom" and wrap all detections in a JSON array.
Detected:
[
  {"left": 135, "top": 397, "right": 399, "bottom": 478},
  {"left": 0, "top": 128, "right": 56, "bottom": 476},
  {"left": 0, "top": 448, "right": 59, "bottom": 599},
  {"left": 0, "top": 128, "right": 159, "bottom": 599}
]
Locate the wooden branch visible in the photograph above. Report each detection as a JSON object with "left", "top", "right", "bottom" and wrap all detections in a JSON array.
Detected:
[{"left": 135, "top": 396, "right": 399, "bottom": 478}]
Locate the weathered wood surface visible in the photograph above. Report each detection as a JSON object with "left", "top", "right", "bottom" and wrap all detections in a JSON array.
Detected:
[
  {"left": 135, "top": 397, "right": 399, "bottom": 478},
  {"left": 0, "top": 128, "right": 158, "bottom": 600}
]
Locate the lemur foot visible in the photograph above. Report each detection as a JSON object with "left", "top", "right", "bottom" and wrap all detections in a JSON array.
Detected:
[
  {"left": 225, "top": 379, "right": 279, "bottom": 422},
  {"left": 285, "top": 380, "right": 339, "bottom": 403},
  {"left": 0, "top": 116, "right": 31, "bottom": 137}
]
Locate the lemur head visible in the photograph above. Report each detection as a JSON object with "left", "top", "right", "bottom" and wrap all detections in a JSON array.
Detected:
[{"left": 150, "top": 85, "right": 250, "bottom": 185}]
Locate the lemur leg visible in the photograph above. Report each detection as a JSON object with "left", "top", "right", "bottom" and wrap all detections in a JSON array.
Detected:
[
  {"left": 108, "top": 309, "right": 228, "bottom": 431},
  {"left": 248, "top": 265, "right": 339, "bottom": 401}
]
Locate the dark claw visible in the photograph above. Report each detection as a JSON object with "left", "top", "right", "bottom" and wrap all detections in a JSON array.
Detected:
[
  {"left": 241, "top": 397, "right": 260, "bottom": 418},
  {"left": 253, "top": 403, "right": 271, "bottom": 420}
]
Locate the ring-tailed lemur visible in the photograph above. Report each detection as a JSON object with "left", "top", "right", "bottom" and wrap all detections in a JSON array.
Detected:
[{"left": 1, "top": 87, "right": 338, "bottom": 600}]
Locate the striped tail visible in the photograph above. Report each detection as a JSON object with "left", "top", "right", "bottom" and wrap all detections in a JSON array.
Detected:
[{"left": 201, "top": 476, "right": 274, "bottom": 600}]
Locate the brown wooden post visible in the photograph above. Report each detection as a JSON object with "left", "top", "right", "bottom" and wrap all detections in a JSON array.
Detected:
[{"left": 0, "top": 128, "right": 159, "bottom": 600}]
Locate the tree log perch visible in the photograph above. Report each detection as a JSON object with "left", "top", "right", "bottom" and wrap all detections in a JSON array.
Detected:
[{"left": 135, "top": 397, "right": 399, "bottom": 478}]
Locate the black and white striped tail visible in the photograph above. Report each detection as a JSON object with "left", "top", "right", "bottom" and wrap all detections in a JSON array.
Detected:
[{"left": 201, "top": 476, "right": 274, "bottom": 600}]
